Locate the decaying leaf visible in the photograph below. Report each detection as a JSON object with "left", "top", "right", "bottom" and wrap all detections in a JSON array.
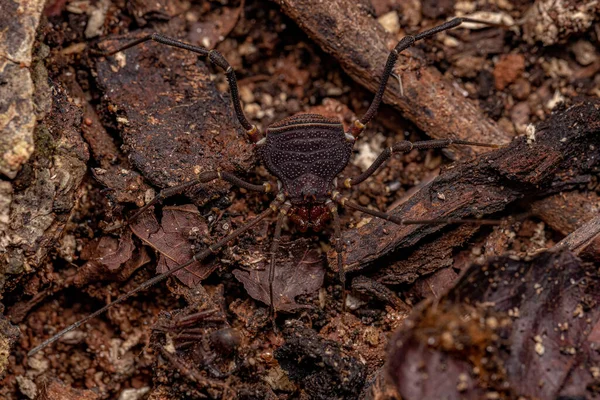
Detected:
[
  {"left": 73, "top": 231, "right": 151, "bottom": 286},
  {"left": 130, "top": 204, "right": 216, "bottom": 287},
  {"left": 385, "top": 249, "right": 600, "bottom": 400},
  {"left": 232, "top": 238, "right": 325, "bottom": 312}
]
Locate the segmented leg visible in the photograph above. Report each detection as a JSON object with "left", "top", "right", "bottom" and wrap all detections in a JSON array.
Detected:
[
  {"left": 326, "top": 200, "right": 346, "bottom": 313},
  {"left": 333, "top": 194, "right": 499, "bottom": 226},
  {"left": 158, "top": 346, "right": 226, "bottom": 390},
  {"left": 348, "top": 17, "right": 506, "bottom": 138},
  {"left": 268, "top": 203, "right": 290, "bottom": 320},
  {"left": 344, "top": 139, "right": 499, "bottom": 187},
  {"left": 28, "top": 202, "right": 280, "bottom": 356},
  {"left": 108, "top": 170, "right": 272, "bottom": 231},
  {"left": 94, "top": 33, "right": 262, "bottom": 142}
]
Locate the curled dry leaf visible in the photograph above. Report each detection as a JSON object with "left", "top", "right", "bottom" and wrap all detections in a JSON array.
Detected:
[
  {"left": 385, "top": 249, "right": 600, "bottom": 400},
  {"left": 73, "top": 231, "right": 151, "bottom": 286},
  {"left": 232, "top": 238, "right": 325, "bottom": 312},
  {"left": 130, "top": 204, "right": 216, "bottom": 287}
]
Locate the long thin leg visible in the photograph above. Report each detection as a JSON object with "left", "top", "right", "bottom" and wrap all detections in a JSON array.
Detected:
[
  {"left": 333, "top": 194, "right": 499, "bottom": 226},
  {"left": 94, "top": 33, "right": 261, "bottom": 142},
  {"left": 343, "top": 139, "right": 500, "bottom": 187},
  {"left": 109, "top": 170, "right": 272, "bottom": 231},
  {"left": 28, "top": 203, "right": 278, "bottom": 356},
  {"left": 268, "top": 203, "right": 290, "bottom": 320},
  {"left": 158, "top": 346, "right": 226, "bottom": 390},
  {"left": 326, "top": 200, "right": 346, "bottom": 313},
  {"left": 348, "top": 17, "right": 506, "bottom": 138}
]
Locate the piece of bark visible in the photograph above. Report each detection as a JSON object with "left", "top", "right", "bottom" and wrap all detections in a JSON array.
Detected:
[
  {"left": 275, "top": 319, "right": 367, "bottom": 399},
  {"left": 533, "top": 191, "right": 600, "bottom": 260},
  {"left": 553, "top": 214, "right": 600, "bottom": 256},
  {"left": 36, "top": 377, "right": 99, "bottom": 400},
  {"left": 0, "top": 313, "right": 20, "bottom": 379},
  {"left": 277, "top": 0, "right": 510, "bottom": 157},
  {"left": 373, "top": 224, "right": 479, "bottom": 284},
  {"left": 63, "top": 72, "right": 151, "bottom": 206},
  {"left": 0, "top": 0, "right": 45, "bottom": 179},
  {"left": 385, "top": 249, "right": 600, "bottom": 400},
  {"left": 531, "top": 191, "right": 600, "bottom": 236},
  {"left": 335, "top": 98, "right": 600, "bottom": 272},
  {"left": 351, "top": 275, "right": 411, "bottom": 312},
  {"left": 523, "top": 0, "right": 600, "bottom": 45},
  {"left": 1, "top": 79, "right": 89, "bottom": 291},
  {"left": 95, "top": 19, "right": 255, "bottom": 204}
]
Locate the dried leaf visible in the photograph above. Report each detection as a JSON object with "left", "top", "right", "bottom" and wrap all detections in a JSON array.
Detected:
[
  {"left": 130, "top": 204, "right": 215, "bottom": 287},
  {"left": 232, "top": 238, "right": 325, "bottom": 312},
  {"left": 82, "top": 232, "right": 135, "bottom": 271},
  {"left": 188, "top": 4, "right": 244, "bottom": 49},
  {"left": 74, "top": 231, "right": 151, "bottom": 286},
  {"left": 386, "top": 249, "right": 600, "bottom": 400}
]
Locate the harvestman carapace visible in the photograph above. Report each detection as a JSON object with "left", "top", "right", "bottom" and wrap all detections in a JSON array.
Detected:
[{"left": 29, "top": 16, "right": 505, "bottom": 356}]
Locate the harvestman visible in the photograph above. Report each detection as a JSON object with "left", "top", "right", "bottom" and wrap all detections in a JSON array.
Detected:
[{"left": 29, "top": 16, "right": 503, "bottom": 356}]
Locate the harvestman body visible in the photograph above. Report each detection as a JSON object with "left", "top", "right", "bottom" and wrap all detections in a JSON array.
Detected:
[{"left": 29, "top": 16, "right": 503, "bottom": 356}]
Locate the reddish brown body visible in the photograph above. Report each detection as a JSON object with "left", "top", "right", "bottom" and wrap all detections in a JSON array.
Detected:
[{"left": 258, "top": 113, "right": 353, "bottom": 230}]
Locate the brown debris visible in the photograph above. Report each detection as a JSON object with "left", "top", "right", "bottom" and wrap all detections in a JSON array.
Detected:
[
  {"left": 36, "top": 378, "right": 99, "bottom": 400},
  {"left": 0, "top": 313, "right": 19, "bottom": 378},
  {"left": 95, "top": 21, "right": 255, "bottom": 203},
  {"left": 130, "top": 204, "right": 216, "bottom": 287},
  {"left": 493, "top": 53, "right": 525, "bottom": 90},
  {"left": 73, "top": 231, "right": 151, "bottom": 286},
  {"left": 233, "top": 238, "right": 325, "bottom": 311},
  {"left": 531, "top": 191, "right": 600, "bottom": 236},
  {"left": 553, "top": 214, "right": 600, "bottom": 256},
  {"left": 385, "top": 249, "right": 600, "bottom": 400},
  {"left": 275, "top": 319, "right": 367, "bottom": 399},
  {"left": 1, "top": 78, "right": 89, "bottom": 287},
  {"left": 523, "top": 0, "right": 600, "bottom": 45},
  {"left": 277, "top": 0, "right": 511, "bottom": 156},
  {"left": 351, "top": 275, "right": 410, "bottom": 312},
  {"left": 337, "top": 98, "right": 600, "bottom": 272}
]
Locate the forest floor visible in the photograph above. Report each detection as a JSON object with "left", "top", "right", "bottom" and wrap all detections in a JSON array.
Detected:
[{"left": 1, "top": 0, "right": 600, "bottom": 399}]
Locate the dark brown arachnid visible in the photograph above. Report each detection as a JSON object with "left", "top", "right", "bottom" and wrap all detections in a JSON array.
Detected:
[{"left": 30, "top": 16, "right": 503, "bottom": 356}]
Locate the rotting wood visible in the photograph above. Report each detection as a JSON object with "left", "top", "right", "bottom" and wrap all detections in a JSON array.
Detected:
[
  {"left": 336, "top": 98, "right": 600, "bottom": 273},
  {"left": 553, "top": 214, "right": 600, "bottom": 255},
  {"left": 277, "top": 0, "right": 511, "bottom": 156}
]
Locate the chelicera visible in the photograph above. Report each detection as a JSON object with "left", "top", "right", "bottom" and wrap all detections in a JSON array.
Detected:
[{"left": 29, "top": 16, "right": 501, "bottom": 356}]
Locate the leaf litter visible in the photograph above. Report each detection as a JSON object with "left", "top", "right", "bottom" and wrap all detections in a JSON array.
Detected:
[
  {"left": 130, "top": 204, "right": 217, "bottom": 287},
  {"left": 233, "top": 238, "right": 325, "bottom": 312}
]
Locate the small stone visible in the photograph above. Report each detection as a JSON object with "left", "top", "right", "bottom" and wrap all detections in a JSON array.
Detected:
[
  {"left": 453, "top": 56, "right": 486, "bottom": 78},
  {"left": 239, "top": 86, "right": 254, "bottom": 103},
  {"left": 16, "top": 376, "right": 37, "bottom": 399},
  {"left": 510, "top": 101, "right": 531, "bottom": 134},
  {"left": 510, "top": 78, "right": 531, "bottom": 101},
  {"left": 378, "top": 11, "right": 400, "bottom": 34},
  {"left": 535, "top": 341, "right": 545, "bottom": 356},
  {"left": 358, "top": 195, "right": 370, "bottom": 206},
  {"left": 494, "top": 54, "right": 526, "bottom": 90},
  {"left": 571, "top": 40, "right": 598, "bottom": 66},
  {"left": 457, "top": 373, "right": 469, "bottom": 392}
]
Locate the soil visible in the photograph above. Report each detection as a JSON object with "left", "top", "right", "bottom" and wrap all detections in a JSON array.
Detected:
[{"left": 1, "top": 0, "right": 600, "bottom": 399}]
